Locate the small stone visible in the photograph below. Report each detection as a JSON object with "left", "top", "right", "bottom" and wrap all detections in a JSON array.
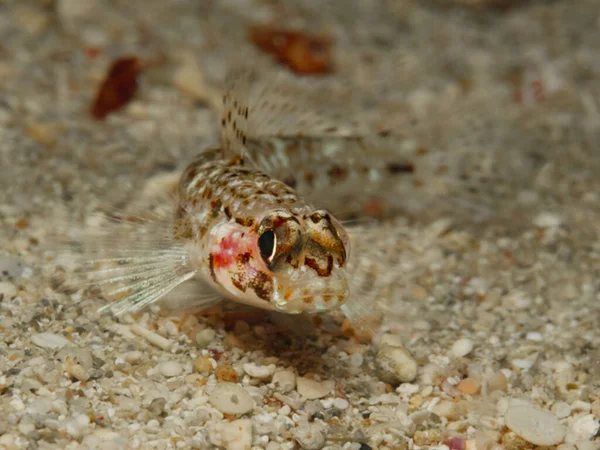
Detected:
[
  {"left": 568, "top": 414, "right": 599, "bottom": 442},
  {"left": 57, "top": 348, "right": 94, "bottom": 371},
  {"left": 209, "top": 383, "right": 255, "bottom": 415},
  {"left": 378, "top": 334, "right": 405, "bottom": 348},
  {"left": 18, "top": 419, "right": 35, "bottom": 435},
  {"left": 575, "top": 441, "right": 595, "bottom": 450},
  {"left": 512, "top": 359, "right": 534, "bottom": 370},
  {"left": 215, "top": 364, "right": 238, "bottom": 382},
  {"left": 64, "top": 357, "right": 90, "bottom": 382},
  {"left": 533, "top": 212, "right": 562, "bottom": 228},
  {"left": 273, "top": 370, "right": 296, "bottom": 393},
  {"left": 194, "top": 356, "right": 213, "bottom": 374},
  {"left": 526, "top": 332, "right": 543, "bottom": 342},
  {"left": 433, "top": 400, "right": 459, "bottom": 420},
  {"left": 375, "top": 345, "right": 418, "bottom": 385},
  {"left": 485, "top": 371, "right": 508, "bottom": 393},
  {"left": 131, "top": 324, "right": 173, "bottom": 350},
  {"left": 195, "top": 328, "right": 216, "bottom": 348},
  {"left": 157, "top": 361, "right": 183, "bottom": 378},
  {"left": 224, "top": 333, "right": 246, "bottom": 349},
  {"left": 208, "top": 418, "right": 253, "bottom": 450},
  {"left": 457, "top": 378, "right": 481, "bottom": 395},
  {"left": 147, "top": 397, "right": 166, "bottom": 416},
  {"left": 451, "top": 338, "right": 474, "bottom": 358},
  {"left": 551, "top": 401, "right": 571, "bottom": 419},
  {"left": 0, "top": 281, "right": 17, "bottom": 299},
  {"left": 0, "top": 256, "right": 24, "bottom": 280},
  {"left": 333, "top": 398, "right": 349, "bottom": 410},
  {"left": 243, "top": 363, "right": 276, "bottom": 380},
  {"left": 292, "top": 423, "right": 326, "bottom": 450},
  {"left": 296, "top": 377, "right": 335, "bottom": 400},
  {"left": 56, "top": 0, "right": 97, "bottom": 24},
  {"left": 504, "top": 402, "right": 566, "bottom": 446},
  {"left": 172, "top": 51, "right": 220, "bottom": 109},
  {"left": 31, "top": 332, "right": 72, "bottom": 349},
  {"left": 350, "top": 353, "right": 364, "bottom": 367},
  {"left": 125, "top": 351, "right": 143, "bottom": 364},
  {"left": 414, "top": 429, "right": 444, "bottom": 446}
]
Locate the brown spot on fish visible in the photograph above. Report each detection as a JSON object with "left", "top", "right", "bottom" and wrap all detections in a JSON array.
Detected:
[
  {"left": 386, "top": 162, "right": 415, "bottom": 174},
  {"left": 327, "top": 164, "right": 348, "bottom": 182},
  {"left": 305, "top": 255, "right": 333, "bottom": 277},
  {"left": 285, "top": 254, "right": 300, "bottom": 269},
  {"left": 208, "top": 254, "right": 217, "bottom": 282},
  {"left": 283, "top": 176, "right": 297, "bottom": 189},
  {"left": 304, "top": 171, "right": 315, "bottom": 186},
  {"left": 210, "top": 199, "right": 222, "bottom": 216},
  {"left": 249, "top": 271, "right": 273, "bottom": 301},
  {"left": 224, "top": 206, "right": 232, "bottom": 219},
  {"left": 235, "top": 216, "right": 255, "bottom": 227},
  {"left": 231, "top": 277, "right": 245, "bottom": 293},
  {"left": 237, "top": 252, "right": 252, "bottom": 264}
]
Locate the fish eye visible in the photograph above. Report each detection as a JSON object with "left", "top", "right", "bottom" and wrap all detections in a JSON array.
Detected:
[{"left": 258, "top": 229, "right": 277, "bottom": 263}]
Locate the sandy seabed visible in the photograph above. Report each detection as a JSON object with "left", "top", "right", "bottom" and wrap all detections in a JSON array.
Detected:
[{"left": 1, "top": 1, "right": 600, "bottom": 449}]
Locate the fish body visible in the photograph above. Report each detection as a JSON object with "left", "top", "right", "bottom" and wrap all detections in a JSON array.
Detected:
[
  {"left": 74, "top": 67, "right": 537, "bottom": 331},
  {"left": 173, "top": 148, "right": 349, "bottom": 314}
]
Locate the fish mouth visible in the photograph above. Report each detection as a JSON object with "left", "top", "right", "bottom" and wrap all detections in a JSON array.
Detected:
[{"left": 273, "top": 276, "right": 350, "bottom": 314}]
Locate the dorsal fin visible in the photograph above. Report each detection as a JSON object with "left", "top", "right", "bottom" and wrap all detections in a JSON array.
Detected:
[{"left": 220, "top": 68, "right": 254, "bottom": 158}]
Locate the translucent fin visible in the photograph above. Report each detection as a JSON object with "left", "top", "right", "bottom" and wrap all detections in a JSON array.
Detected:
[
  {"left": 220, "top": 67, "right": 371, "bottom": 151},
  {"left": 244, "top": 69, "right": 371, "bottom": 138},
  {"left": 159, "top": 278, "right": 222, "bottom": 313},
  {"left": 44, "top": 193, "right": 218, "bottom": 317},
  {"left": 220, "top": 68, "right": 253, "bottom": 158}
]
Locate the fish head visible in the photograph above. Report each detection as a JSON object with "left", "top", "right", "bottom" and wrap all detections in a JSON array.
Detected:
[{"left": 205, "top": 208, "right": 350, "bottom": 313}]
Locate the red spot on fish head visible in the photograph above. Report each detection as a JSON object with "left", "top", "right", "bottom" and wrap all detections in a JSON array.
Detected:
[{"left": 212, "top": 233, "right": 240, "bottom": 268}]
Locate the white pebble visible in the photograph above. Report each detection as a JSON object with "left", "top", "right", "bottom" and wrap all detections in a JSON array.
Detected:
[
  {"left": 378, "top": 334, "right": 405, "bottom": 348},
  {"left": 350, "top": 353, "right": 364, "bottom": 367},
  {"left": 131, "top": 323, "right": 173, "bottom": 350},
  {"left": 567, "top": 414, "right": 599, "bottom": 443},
  {"left": 209, "top": 383, "right": 255, "bottom": 415},
  {"left": 534, "top": 212, "right": 563, "bottom": 228},
  {"left": 292, "top": 423, "right": 326, "bottom": 450},
  {"left": 551, "top": 401, "right": 572, "bottom": 419},
  {"left": 125, "top": 351, "right": 143, "bottom": 364},
  {"left": 526, "top": 332, "right": 543, "bottom": 341},
  {"left": 0, "top": 281, "right": 17, "bottom": 299},
  {"left": 18, "top": 420, "right": 35, "bottom": 435},
  {"left": 511, "top": 359, "right": 534, "bottom": 370},
  {"left": 376, "top": 345, "right": 418, "bottom": 384},
  {"left": 296, "top": 377, "right": 335, "bottom": 400},
  {"left": 432, "top": 400, "right": 458, "bottom": 420},
  {"left": 333, "top": 398, "right": 349, "bottom": 410},
  {"left": 31, "top": 332, "right": 72, "bottom": 349},
  {"left": 158, "top": 361, "right": 183, "bottom": 378},
  {"left": 243, "top": 363, "right": 276, "bottom": 380},
  {"left": 273, "top": 370, "right": 296, "bottom": 393},
  {"left": 56, "top": 0, "right": 97, "bottom": 23},
  {"left": 195, "top": 328, "right": 216, "bottom": 348},
  {"left": 208, "top": 419, "right": 253, "bottom": 450},
  {"left": 504, "top": 402, "right": 566, "bottom": 446},
  {"left": 451, "top": 338, "right": 474, "bottom": 358},
  {"left": 575, "top": 441, "right": 596, "bottom": 450}
]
